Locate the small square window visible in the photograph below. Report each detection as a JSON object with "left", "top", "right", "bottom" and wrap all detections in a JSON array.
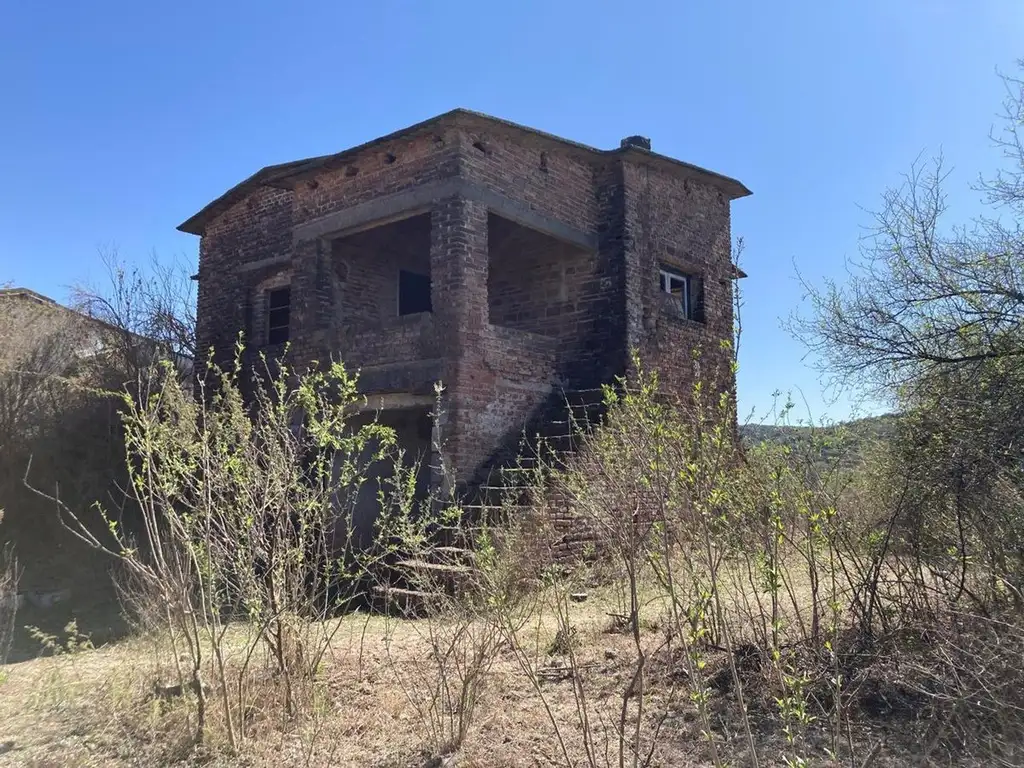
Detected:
[
  {"left": 659, "top": 266, "right": 704, "bottom": 323},
  {"left": 267, "top": 287, "right": 290, "bottom": 344},
  {"left": 398, "top": 270, "right": 431, "bottom": 316}
]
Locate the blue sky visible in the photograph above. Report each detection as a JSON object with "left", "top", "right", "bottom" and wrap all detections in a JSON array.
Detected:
[{"left": 1, "top": 1, "right": 1021, "bottom": 422}]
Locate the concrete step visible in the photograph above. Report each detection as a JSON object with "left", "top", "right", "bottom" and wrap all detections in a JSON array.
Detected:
[
  {"left": 432, "top": 546, "right": 476, "bottom": 563},
  {"left": 395, "top": 558, "right": 473, "bottom": 576},
  {"left": 372, "top": 585, "right": 442, "bottom": 617}
]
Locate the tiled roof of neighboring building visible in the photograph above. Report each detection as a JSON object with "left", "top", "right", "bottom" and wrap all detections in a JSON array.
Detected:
[{"left": 177, "top": 108, "right": 751, "bottom": 236}]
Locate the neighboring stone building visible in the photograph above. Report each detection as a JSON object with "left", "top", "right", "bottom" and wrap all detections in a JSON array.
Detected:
[
  {"left": 0, "top": 287, "right": 127, "bottom": 468},
  {"left": 0, "top": 287, "right": 115, "bottom": 371},
  {"left": 0, "top": 288, "right": 138, "bottom": 625},
  {"left": 179, "top": 110, "right": 750, "bottom": 499},
  {"left": 1, "top": 288, "right": 193, "bottom": 616}
]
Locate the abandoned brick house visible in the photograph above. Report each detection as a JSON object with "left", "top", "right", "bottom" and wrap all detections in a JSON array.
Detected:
[{"left": 178, "top": 109, "right": 750, "bottom": 507}]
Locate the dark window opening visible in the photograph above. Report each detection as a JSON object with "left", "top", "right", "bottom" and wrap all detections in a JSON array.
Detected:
[
  {"left": 398, "top": 270, "right": 432, "bottom": 316},
  {"left": 243, "top": 292, "right": 254, "bottom": 342},
  {"left": 267, "top": 287, "right": 291, "bottom": 344},
  {"left": 659, "top": 266, "right": 704, "bottom": 323}
]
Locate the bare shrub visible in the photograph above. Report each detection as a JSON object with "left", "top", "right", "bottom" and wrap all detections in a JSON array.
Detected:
[
  {"left": 897, "top": 610, "right": 1024, "bottom": 762},
  {"left": 71, "top": 247, "right": 197, "bottom": 366},
  {"left": 379, "top": 496, "right": 537, "bottom": 757},
  {"left": 26, "top": 348, "right": 412, "bottom": 753},
  {"left": 787, "top": 64, "right": 1024, "bottom": 760},
  {"left": 383, "top": 585, "right": 505, "bottom": 758},
  {"left": 509, "top": 345, "right": 1024, "bottom": 766},
  {"left": 502, "top": 351, "right": 887, "bottom": 767}
]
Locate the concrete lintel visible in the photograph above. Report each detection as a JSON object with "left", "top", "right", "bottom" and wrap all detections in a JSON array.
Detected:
[
  {"left": 235, "top": 254, "right": 292, "bottom": 274},
  {"left": 354, "top": 358, "right": 443, "bottom": 396},
  {"left": 471, "top": 184, "right": 598, "bottom": 252},
  {"left": 324, "top": 207, "right": 430, "bottom": 241},
  {"left": 292, "top": 178, "right": 597, "bottom": 252},
  {"left": 353, "top": 392, "right": 436, "bottom": 413},
  {"left": 293, "top": 178, "right": 462, "bottom": 244}
]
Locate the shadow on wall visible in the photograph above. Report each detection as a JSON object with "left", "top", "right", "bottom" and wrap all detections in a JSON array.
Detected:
[
  {"left": 1, "top": 405, "right": 435, "bottom": 663},
  {"left": 337, "top": 406, "right": 434, "bottom": 552}
]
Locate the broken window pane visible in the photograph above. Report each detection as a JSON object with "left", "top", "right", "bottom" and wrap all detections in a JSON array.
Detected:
[
  {"left": 267, "top": 287, "right": 290, "bottom": 344},
  {"left": 659, "top": 266, "right": 704, "bottom": 323},
  {"left": 398, "top": 270, "right": 432, "bottom": 316}
]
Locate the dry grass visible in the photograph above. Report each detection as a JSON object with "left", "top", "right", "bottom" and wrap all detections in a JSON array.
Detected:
[
  {"left": 0, "top": 582, "right": 996, "bottom": 768},
  {"left": 0, "top": 596, "right": 644, "bottom": 768},
  {"left": 0, "top": 590, "right": 708, "bottom": 767}
]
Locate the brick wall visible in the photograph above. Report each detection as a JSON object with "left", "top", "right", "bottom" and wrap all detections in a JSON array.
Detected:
[
  {"left": 345, "top": 314, "right": 439, "bottom": 368},
  {"left": 429, "top": 195, "right": 489, "bottom": 479},
  {"left": 487, "top": 214, "right": 595, "bottom": 341},
  {"left": 197, "top": 131, "right": 457, "bottom": 369},
  {"left": 330, "top": 213, "right": 432, "bottom": 328},
  {"left": 585, "top": 160, "right": 630, "bottom": 388},
  {"left": 622, "top": 161, "right": 736, "bottom": 400},
  {"left": 196, "top": 185, "right": 293, "bottom": 367},
  {"left": 293, "top": 132, "right": 457, "bottom": 226},
  {"left": 460, "top": 130, "right": 627, "bottom": 391},
  {"left": 191, "top": 118, "right": 740, "bottom": 488},
  {"left": 473, "top": 325, "right": 559, "bottom": 468},
  {"left": 456, "top": 128, "right": 598, "bottom": 233}
]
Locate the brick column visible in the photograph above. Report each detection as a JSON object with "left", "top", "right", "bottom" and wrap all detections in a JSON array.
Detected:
[
  {"left": 289, "top": 237, "right": 334, "bottom": 369},
  {"left": 621, "top": 161, "right": 650, "bottom": 373},
  {"left": 430, "top": 195, "right": 490, "bottom": 485}
]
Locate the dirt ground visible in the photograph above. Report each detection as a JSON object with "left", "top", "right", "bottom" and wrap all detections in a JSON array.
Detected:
[{"left": 0, "top": 589, "right": 1009, "bottom": 768}]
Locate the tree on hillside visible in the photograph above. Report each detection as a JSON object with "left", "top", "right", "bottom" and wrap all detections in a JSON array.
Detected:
[
  {"left": 796, "top": 62, "right": 1024, "bottom": 425},
  {"left": 795, "top": 62, "right": 1024, "bottom": 599},
  {"left": 797, "top": 133, "right": 1024, "bottom": 391}
]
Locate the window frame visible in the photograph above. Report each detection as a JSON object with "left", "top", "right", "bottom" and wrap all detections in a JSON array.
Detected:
[
  {"left": 658, "top": 265, "right": 704, "bottom": 323},
  {"left": 266, "top": 286, "right": 291, "bottom": 345}
]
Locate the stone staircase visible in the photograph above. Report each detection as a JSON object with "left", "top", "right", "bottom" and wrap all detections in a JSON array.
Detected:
[
  {"left": 464, "top": 387, "right": 609, "bottom": 559},
  {"left": 373, "top": 388, "right": 611, "bottom": 615},
  {"left": 372, "top": 543, "right": 477, "bottom": 616}
]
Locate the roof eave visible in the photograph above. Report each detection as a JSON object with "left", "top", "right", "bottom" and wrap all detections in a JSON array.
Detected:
[
  {"left": 176, "top": 108, "right": 752, "bottom": 236},
  {"left": 176, "top": 156, "right": 330, "bottom": 236},
  {"left": 177, "top": 170, "right": 264, "bottom": 236},
  {"left": 617, "top": 146, "right": 752, "bottom": 200},
  {"left": 0, "top": 287, "right": 59, "bottom": 305}
]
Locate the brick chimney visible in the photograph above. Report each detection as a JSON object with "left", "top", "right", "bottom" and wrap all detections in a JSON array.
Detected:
[{"left": 620, "top": 135, "right": 652, "bottom": 151}]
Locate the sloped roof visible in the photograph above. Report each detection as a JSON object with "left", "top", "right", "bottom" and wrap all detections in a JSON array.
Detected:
[
  {"left": 0, "top": 287, "right": 59, "bottom": 306},
  {"left": 177, "top": 108, "right": 751, "bottom": 236},
  {"left": 1, "top": 287, "right": 195, "bottom": 371},
  {"left": 1, "top": 287, "right": 139, "bottom": 340}
]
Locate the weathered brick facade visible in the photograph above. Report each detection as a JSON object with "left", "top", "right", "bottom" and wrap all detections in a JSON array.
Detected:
[{"left": 180, "top": 110, "right": 750, "bottom": 492}]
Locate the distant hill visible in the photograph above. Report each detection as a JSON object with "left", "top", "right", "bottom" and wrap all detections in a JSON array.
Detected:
[{"left": 739, "top": 413, "right": 898, "bottom": 468}]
